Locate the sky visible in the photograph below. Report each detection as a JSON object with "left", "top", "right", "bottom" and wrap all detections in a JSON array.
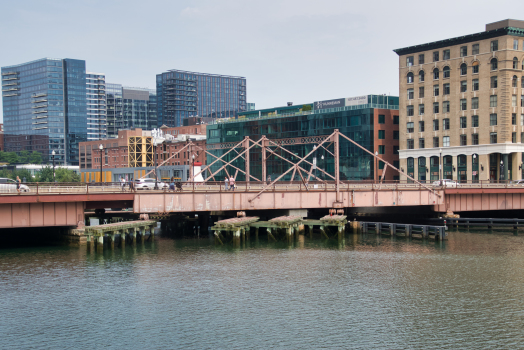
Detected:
[{"left": 1, "top": 0, "right": 523, "bottom": 122}]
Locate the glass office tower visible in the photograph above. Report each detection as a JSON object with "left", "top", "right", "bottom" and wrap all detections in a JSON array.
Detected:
[
  {"left": 1, "top": 58, "right": 88, "bottom": 165},
  {"left": 156, "top": 69, "right": 246, "bottom": 127},
  {"left": 106, "top": 84, "right": 157, "bottom": 138},
  {"left": 86, "top": 72, "right": 107, "bottom": 141}
]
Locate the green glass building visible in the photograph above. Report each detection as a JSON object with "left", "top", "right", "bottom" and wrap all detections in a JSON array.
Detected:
[{"left": 206, "top": 95, "right": 400, "bottom": 182}]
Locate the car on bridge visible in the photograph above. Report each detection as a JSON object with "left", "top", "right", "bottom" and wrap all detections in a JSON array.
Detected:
[
  {"left": 134, "top": 178, "right": 169, "bottom": 190},
  {"left": 0, "top": 177, "right": 30, "bottom": 193},
  {"left": 432, "top": 179, "right": 459, "bottom": 188}
]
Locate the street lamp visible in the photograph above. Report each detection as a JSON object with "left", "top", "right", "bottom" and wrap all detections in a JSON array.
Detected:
[
  {"left": 321, "top": 154, "right": 324, "bottom": 180},
  {"left": 99, "top": 144, "right": 103, "bottom": 183},
  {"left": 439, "top": 148, "right": 443, "bottom": 185},
  {"left": 51, "top": 150, "right": 56, "bottom": 182},
  {"left": 192, "top": 154, "right": 195, "bottom": 191},
  {"left": 313, "top": 145, "right": 317, "bottom": 181},
  {"left": 473, "top": 154, "right": 477, "bottom": 183},
  {"left": 500, "top": 160, "right": 504, "bottom": 182},
  {"left": 375, "top": 151, "right": 378, "bottom": 183}
]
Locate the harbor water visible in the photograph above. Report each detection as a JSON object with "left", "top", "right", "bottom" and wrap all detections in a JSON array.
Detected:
[{"left": 1, "top": 229, "right": 524, "bottom": 349}]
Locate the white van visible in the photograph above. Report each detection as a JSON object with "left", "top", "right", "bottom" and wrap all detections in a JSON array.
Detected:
[{"left": 0, "top": 178, "right": 30, "bottom": 193}]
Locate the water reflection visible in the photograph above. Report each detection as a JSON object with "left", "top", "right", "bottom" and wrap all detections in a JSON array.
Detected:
[{"left": 1, "top": 230, "right": 524, "bottom": 349}]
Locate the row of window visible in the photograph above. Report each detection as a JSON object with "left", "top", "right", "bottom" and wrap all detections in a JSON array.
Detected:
[
  {"left": 377, "top": 129, "right": 400, "bottom": 140},
  {"left": 407, "top": 94, "right": 524, "bottom": 115},
  {"left": 405, "top": 39, "right": 517, "bottom": 66},
  {"left": 406, "top": 58, "right": 516, "bottom": 83},
  {"left": 407, "top": 132, "right": 504, "bottom": 149},
  {"left": 406, "top": 113, "right": 524, "bottom": 133}
]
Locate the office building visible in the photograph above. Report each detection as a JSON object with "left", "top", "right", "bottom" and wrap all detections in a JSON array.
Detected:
[
  {"left": 247, "top": 102, "right": 256, "bottom": 111},
  {"left": 86, "top": 72, "right": 107, "bottom": 140},
  {"left": 2, "top": 58, "right": 88, "bottom": 165},
  {"left": 156, "top": 69, "right": 246, "bottom": 128},
  {"left": 106, "top": 84, "right": 157, "bottom": 138},
  {"left": 207, "top": 95, "right": 399, "bottom": 181},
  {"left": 394, "top": 19, "right": 524, "bottom": 182}
]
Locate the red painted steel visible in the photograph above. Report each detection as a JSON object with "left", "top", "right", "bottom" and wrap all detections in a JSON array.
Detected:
[{"left": 0, "top": 202, "right": 84, "bottom": 228}]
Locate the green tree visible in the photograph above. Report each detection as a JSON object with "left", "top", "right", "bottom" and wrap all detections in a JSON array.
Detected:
[
  {"left": 55, "top": 168, "right": 80, "bottom": 183},
  {"left": 35, "top": 166, "right": 54, "bottom": 183},
  {"left": 0, "top": 151, "right": 6, "bottom": 163},
  {"left": 302, "top": 104, "right": 312, "bottom": 111},
  {"left": 29, "top": 151, "right": 43, "bottom": 164},
  {"left": 19, "top": 150, "right": 30, "bottom": 164},
  {"left": 13, "top": 169, "right": 34, "bottom": 183},
  {"left": 5, "top": 152, "right": 19, "bottom": 164}
]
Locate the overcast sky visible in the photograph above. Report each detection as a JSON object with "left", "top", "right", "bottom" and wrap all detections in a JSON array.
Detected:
[{"left": 1, "top": 0, "right": 522, "bottom": 122}]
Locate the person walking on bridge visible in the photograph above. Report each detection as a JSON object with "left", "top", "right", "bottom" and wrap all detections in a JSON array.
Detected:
[
  {"left": 224, "top": 176, "right": 229, "bottom": 191},
  {"left": 16, "top": 176, "right": 21, "bottom": 194},
  {"left": 229, "top": 176, "right": 235, "bottom": 191}
]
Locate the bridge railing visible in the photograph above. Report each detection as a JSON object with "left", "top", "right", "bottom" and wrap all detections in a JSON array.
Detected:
[{"left": 1, "top": 179, "right": 522, "bottom": 195}]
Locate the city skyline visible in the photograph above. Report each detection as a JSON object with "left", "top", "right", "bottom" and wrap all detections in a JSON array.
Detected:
[{"left": 0, "top": 1, "right": 522, "bottom": 122}]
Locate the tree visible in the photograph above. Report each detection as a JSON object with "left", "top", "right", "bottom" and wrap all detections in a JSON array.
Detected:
[
  {"left": 302, "top": 105, "right": 312, "bottom": 111},
  {"left": 19, "top": 150, "right": 30, "bottom": 164},
  {"left": 55, "top": 168, "right": 80, "bottom": 183},
  {"left": 29, "top": 151, "right": 43, "bottom": 164},
  {"left": 35, "top": 166, "right": 54, "bottom": 183},
  {"left": 5, "top": 152, "right": 19, "bottom": 164}
]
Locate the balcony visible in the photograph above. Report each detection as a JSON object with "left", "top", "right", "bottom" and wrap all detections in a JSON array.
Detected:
[
  {"left": 2, "top": 92, "right": 19, "bottom": 97},
  {"left": 1, "top": 71, "right": 18, "bottom": 76},
  {"left": 2, "top": 87, "right": 19, "bottom": 92},
  {"left": 32, "top": 109, "right": 48, "bottom": 114},
  {"left": 32, "top": 104, "right": 48, "bottom": 109},
  {"left": 32, "top": 93, "right": 47, "bottom": 98},
  {"left": 2, "top": 77, "right": 19, "bottom": 81}
]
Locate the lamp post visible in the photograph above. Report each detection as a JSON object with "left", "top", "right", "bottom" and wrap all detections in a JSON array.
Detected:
[
  {"left": 192, "top": 154, "right": 195, "bottom": 191},
  {"left": 51, "top": 150, "right": 56, "bottom": 182},
  {"left": 99, "top": 144, "right": 103, "bottom": 183},
  {"left": 500, "top": 160, "right": 504, "bottom": 182},
  {"left": 439, "top": 148, "right": 443, "bottom": 185},
  {"left": 473, "top": 154, "right": 477, "bottom": 183},
  {"left": 375, "top": 151, "right": 378, "bottom": 183},
  {"left": 313, "top": 145, "right": 317, "bottom": 181},
  {"left": 321, "top": 155, "right": 324, "bottom": 180}
]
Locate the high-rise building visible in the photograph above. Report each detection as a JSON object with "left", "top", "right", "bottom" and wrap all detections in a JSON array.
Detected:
[
  {"left": 1, "top": 58, "right": 88, "bottom": 165},
  {"left": 106, "top": 84, "right": 157, "bottom": 138},
  {"left": 86, "top": 72, "right": 107, "bottom": 141},
  {"left": 156, "top": 69, "right": 246, "bottom": 127},
  {"left": 394, "top": 19, "right": 524, "bottom": 183},
  {"left": 247, "top": 102, "right": 256, "bottom": 111}
]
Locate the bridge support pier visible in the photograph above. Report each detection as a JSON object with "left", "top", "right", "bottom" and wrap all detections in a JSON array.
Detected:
[
  {"left": 267, "top": 228, "right": 276, "bottom": 242},
  {"left": 320, "top": 226, "right": 329, "bottom": 239},
  {"left": 120, "top": 231, "right": 126, "bottom": 249},
  {"left": 131, "top": 229, "right": 137, "bottom": 245},
  {"left": 97, "top": 235, "right": 104, "bottom": 251},
  {"left": 140, "top": 228, "right": 145, "bottom": 244},
  {"left": 109, "top": 233, "right": 115, "bottom": 250}
]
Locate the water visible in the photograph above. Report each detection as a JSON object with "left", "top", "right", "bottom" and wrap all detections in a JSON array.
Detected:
[{"left": 2, "top": 230, "right": 524, "bottom": 349}]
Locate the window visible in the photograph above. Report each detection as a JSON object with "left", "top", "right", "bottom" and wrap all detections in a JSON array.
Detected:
[
  {"left": 514, "top": 57, "right": 519, "bottom": 69},
  {"left": 393, "top": 115, "right": 399, "bottom": 124},
  {"left": 418, "top": 138, "right": 424, "bottom": 148},
  {"left": 473, "top": 79, "right": 479, "bottom": 91},
  {"left": 407, "top": 122, "right": 414, "bottom": 133},
  {"left": 407, "top": 88, "right": 414, "bottom": 99},
  {"left": 407, "top": 72, "right": 414, "bottom": 83},
  {"left": 460, "top": 81, "right": 467, "bottom": 92},
  {"left": 378, "top": 130, "right": 385, "bottom": 139},
  {"left": 419, "top": 121, "right": 425, "bottom": 132},
  {"left": 443, "top": 136, "right": 450, "bottom": 147},
  {"left": 460, "top": 116, "right": 467, "bottom": 128},
  {"left": 513, "top": 113, "right": 517, "bottom": 125},
  {"left": 393, "top": 146, "right": 399, "bottom": 154},
  {"left": 407, "top": 105, "right": 414, "bottom": 116},
  {"left": 460, "top": 134, "right": 467, "bottom": 146},
  {"left": 379, "top": 145, "right": 385, "bottom": 154},
  {"left": 513, "top": 75, "right": 518, "bottom": 87},
  {"left": 378, "top": 114, "right": 385, "bottom": 124},
  {"left": 522, "top": 114, "right": 524, "bottom": 125},
  {"left": 433, "top": 68, "right": 439, "bottom": 80},
  {"left": 407, "top": 56, "right": 414, "bottom": 66},
  {"left": 393, "top": 130, "right": 399, "bottom": 139},
  {"left": 433, "top": 119, "right": 439, "bottom": 131},
  {"left": 460, "top": 46, "right": 467, "bottom": 57},
  {"left": 515, "top": 40, "right": 519, "bottom": 50},
  {"left": 472, "top": 61, "right": 479, "bottom": 74},
  {"left": 443, "top": 118, "right": 450, "bottom": 130},
  {"left": 418, "top": 54, "right": 425, "bottom": 64},
  {"left": 443, "top": 101, "right": 450, "bottom": 113},
  {"left": 472, "top": 133, "right": 479, "bottom": 145},
  {"left": 443, "top": 66, "right": 450, "bottom": 78},
  {"left": 433, "top": 137, "right": 439, "bottom": 148},
  {"left": 416, "top": 71, "right": 424, "bottom": 83},
  {"left": 443, "top": 50, "right": 450, "bottom": 60},
  {"left": 433, "top": 51, "right": 439, "bottom": 62},
  {"left": 522, "top": 77, "right": 524, "bottom": 88},
  {"left": 490, "top": 132, "right": 497, "bottom": 143},
  {"left": 513, "top": 95, "right": 518, "bottom": 107},
  {"left": 490, "top": 113, "right": 497, "bottom": 126},
  {"left": 472, "top": 44, "right": 479, "bottom": 55},
  {"left": 419, "top": 86, "right": 424, "bottom": 98},
  {"left": 491, "top": 76, "right": 498, "bottom": 88},
  {"left": 443, "top": 83, "right": 450, "bottom": 95},
  {"left": 433, "top": 102, "right": 439, "bottom": 114},
  {"left": 491, "top": 40, "right": 498, "bottom": 52},
  {"left": 514, "top": 132, "right": 518, "bottom": 143},
  {"left": 433, "top": 85, "right": 439, "bottom": 96},
  {"left": 407, "top": 139, "right": 414, "bottom": 149},
  {"left": 522, "top": 96, "right": 524, "bottom": 107},
  {"left": 471, "top": 97, "right": 479, "bottom": 109},
  {"left": 491, "top": 58, "right": 498, "bottom": 70},
  {"left": 460, "top": 63, "right": 467, "bottom": 75},
  {"left": 472, "top": 115, "right": 479, "bottom": 127},
  {"left": 418, "top": 104, "right": 425, "bottom": 115},
  {"left": 460, "top": 99, "right": 467, "bottom": 111}
]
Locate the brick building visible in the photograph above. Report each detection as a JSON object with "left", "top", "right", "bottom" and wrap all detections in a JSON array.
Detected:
[{"left": 395, "top": 19, "right": 524, "bottom": 183}]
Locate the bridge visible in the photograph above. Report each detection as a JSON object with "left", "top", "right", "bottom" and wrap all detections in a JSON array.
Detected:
[{"left": 1, "top": 129, "right": 524, "bottom": 229}]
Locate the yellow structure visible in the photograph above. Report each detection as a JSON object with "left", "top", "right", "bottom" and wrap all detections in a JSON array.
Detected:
[{"left": 128, "top": 136, "right": 153, "bottom": 168}]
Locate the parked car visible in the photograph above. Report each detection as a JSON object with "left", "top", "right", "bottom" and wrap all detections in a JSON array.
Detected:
[
  {"left": 432, "top": 179, "right": 459, "bottom": 188},
  {"left": 134, "top": 178, "right": 169, "bottom": 190},
  {"left": 510, "top": 180, "right": 524, "bottom": 186},
  {"left": 0, "top": 178, "right": 30, "bottom": 192}
]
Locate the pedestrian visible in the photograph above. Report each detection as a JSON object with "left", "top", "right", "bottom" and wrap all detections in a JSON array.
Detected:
[
  {"left": 267, "top": 175, "right": 271, "bottom": 182},
  {"left": 229, "top": 176, "right": 235, "bottom": 191},
  {"left": 224, "top": 176, "right": 229, "bottom": 191},
  {"left": 169, "top": 177, "right": 175, "bottom": 192},
  {"left": 16, "top": 176, "right": 21, "bottom": 194},
  {"left": 120, "top": 176, "right": 126, "bottom": 191},
  {"left": 129, "top": 177, "right": 134, "bottom": 191}
]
